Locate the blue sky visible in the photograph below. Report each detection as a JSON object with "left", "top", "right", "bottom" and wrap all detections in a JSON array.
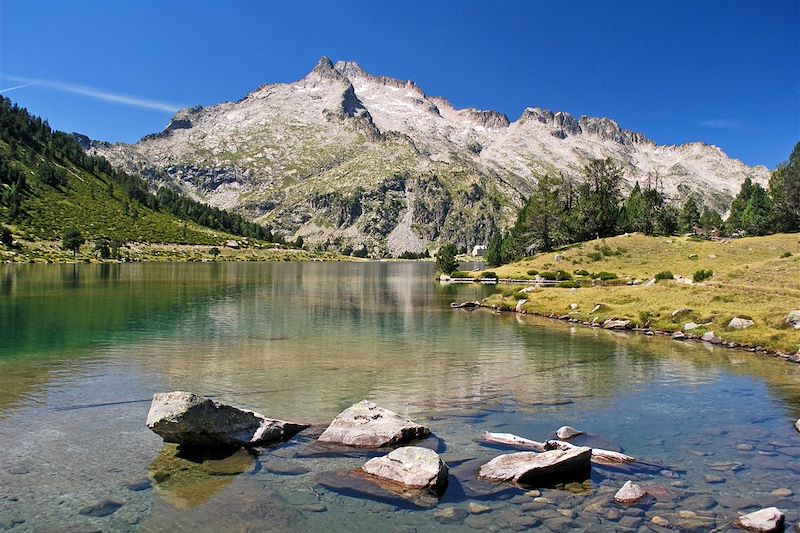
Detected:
[{"left": 1, "top": 1, "right": 797, "bottom": 168}]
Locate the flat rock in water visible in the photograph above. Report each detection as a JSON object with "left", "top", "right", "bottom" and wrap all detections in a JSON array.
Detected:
[
  {"left": 318, "top": 400, "right": 430, "bottom": 447},
  {"left": 79, "top": 499, "right": 123, "bottom": 517},
  {"left": 362, "top": 446, "right": 448, "bottom": 491},
  {"left": 614, "top": 480, "right": 646, "bottom": 504},
  {"left": 556, "top": 426, "right": 583, "bottom": 440},
  {"left": 146, "top": 391, "right": 308, "bottom": 448},
  {"left": 478, "top": 447, "right": 592, "bottom": 486},
  {"left": 734, "top": 507, "right": 785, "bottom": 532}
]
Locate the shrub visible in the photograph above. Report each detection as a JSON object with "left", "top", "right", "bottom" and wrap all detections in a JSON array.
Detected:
[
  {"left": 781, "top": 251, "right": 792, "bottom": 258},
  {"left": 557, "top": 280, "right": 580, "bottom": 288},
  {"left": 209, "top": 247, "right": 220, "bottom": 258},
  {"left": 575, "top": 269, "right": 590, "bottom": 276},
  {"left": 449, "top": 270, "right": 471, "bottom": 278},
  {"left": 0, "top": 225, "right": 11, "bottom": 246},
  {"left": 555, "top": 269, "right": 572, "bottom": 281},
  {"left": 693, "top": 269, "right": 714, "bottom": 282},
  {"left": 526, "top": 269, "right": 539, "bottom": 276},
  {"left": 61, "top": 227, "right": 85, "bottom": 257},
  {"left": 638, "top": 310, "right": 652, "bottom": 324},
  {"left": 655, "top": 270, "right": 674, "bottom": 281},
  {"left": 593, "top": 271, "right": 618, "bottom": 281},
  {"left": 587, "top": 251, "right": 603, "bottom": 261},
  {"left": 399, "top": 250, "right": 430, "bottom": 259},
  {"left": 539, "top": 271, "right": 557, "bottom": 280},
  {"left": 480, "top": 271, "right": 498, "bottom": 279}
]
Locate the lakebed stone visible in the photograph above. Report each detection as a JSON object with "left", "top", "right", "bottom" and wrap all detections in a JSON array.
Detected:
[
  {"left": 146, "top": 391, "right": 307, "bottom": 448},
  {"left": 318, "top": 400, "right": 430, "bottom": 447},
  {"left": 362, "top": 446, "right": 448, "bottom": 491},
  {"left": 734, "top": 507, "right": 785, "bottom": 532},
  {"left": 478, "top": 447, "right": 592, "bottom": 485},
  {"left": 614, "top": 480, "right": 646, "bottom": 504}
]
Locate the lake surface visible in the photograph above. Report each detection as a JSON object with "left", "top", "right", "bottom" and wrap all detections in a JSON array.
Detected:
[{"left": 1, "top": 262, "right": 799, "bottom": 532}]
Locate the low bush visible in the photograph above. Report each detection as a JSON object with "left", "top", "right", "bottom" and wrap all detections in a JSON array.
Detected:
[
  {"left": 539, "top": 271, "right": 557, "bottom": 280},
  {"left": 693, "top": 269, "right": 714, "bottom": 282},
  {"left": 592, "top": 271, "right": 618, "bottom": 281},
  {"left": 526, "top": 269, "right": 539, "bottom": 276},
  {"left": 554, "top": 269, "right": 572, "bottom": 280},
  {"left": 556, "top": 280, "right": 581, "bottom": 288},
  {"left": 655, "top": 270, "right": 674, "bottom": 281},
  {"left": 449, "top": 271, "right": 472, "bottom": 278},
  {"left": 587, "top": 252, "right": 603, "bottom": 261},
  {"left": 480, "top": 271, "right": 498, "bottom": 279},
  {"left": 781, "top": 251, "right": 793, "bottom": 258},
  {"left": 574, "top": 269, "right": 590, "bottom": 276}
]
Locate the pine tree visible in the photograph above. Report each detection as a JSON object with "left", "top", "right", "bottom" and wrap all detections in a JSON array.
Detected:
[
  {"left": 485, "top": 233, "right": 503, "bottom": 267},
  {"left": 769, "top": 142, "right": 800, "bottom": 232},
  {"left": 679, "top": 198, "right": 701, "bottom": 233},
  {"left": 435, "top": 243, "right": 458, "bottom": 274}
]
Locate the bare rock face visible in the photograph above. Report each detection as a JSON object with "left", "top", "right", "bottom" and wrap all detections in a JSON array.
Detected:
[
  {"left": 318, "top": 400, "right": 430, "bottom": 447},
  {"left": 734, "top": 507, "right": 785, "bottom": 532},
  {"left": 478, "top": 447, "right": 592, "bottom": 485},
  {"left": 146, "top": 391, "right": 307, "bottom": 448},
  {"left": 728, "top": 317, "right": 754, "bottom": 330},
  {"left": 555, "top": 426, "right": 583, "bottom": 440},
  {"left": 614, "top": 480, "right": 646, "bottom": 504},
  {"left": 362, "top": 446, "right": 448, "bottom": 491}
]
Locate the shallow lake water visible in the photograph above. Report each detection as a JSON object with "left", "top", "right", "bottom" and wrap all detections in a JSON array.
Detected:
[{"left": 1, "top": 262, "right": 799, "bottom": 532}]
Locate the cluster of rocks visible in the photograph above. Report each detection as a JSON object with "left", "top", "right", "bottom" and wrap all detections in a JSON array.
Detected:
[{"left": 145, "top": 392, "right": 790, "bottom": 531}]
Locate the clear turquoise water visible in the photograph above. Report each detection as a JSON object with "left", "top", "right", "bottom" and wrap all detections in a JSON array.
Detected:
[{"left": 0, "top": 262, "right": 798, "bottom": 532}]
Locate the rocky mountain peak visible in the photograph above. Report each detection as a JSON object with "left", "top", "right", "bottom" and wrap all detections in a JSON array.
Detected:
[
  {"left": 334, "top": 60, "right": 366, "bottom": 78},
  {"left": 458, "top": 109, "right": 510, "bottom": 130}
]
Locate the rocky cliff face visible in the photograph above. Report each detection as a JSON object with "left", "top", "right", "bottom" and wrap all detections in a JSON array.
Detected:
[{"left": 92, "top": 57, "right": 769, "bottom": 256}]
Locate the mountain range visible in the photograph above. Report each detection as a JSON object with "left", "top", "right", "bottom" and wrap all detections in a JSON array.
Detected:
[{"left": 89, "top": 57, "right": 769, "bottom": 256}]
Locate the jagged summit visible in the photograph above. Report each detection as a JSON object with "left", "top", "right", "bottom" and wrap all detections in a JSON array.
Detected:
[{"left": 94, "top": 56, "right": 769, "bottom": 257}]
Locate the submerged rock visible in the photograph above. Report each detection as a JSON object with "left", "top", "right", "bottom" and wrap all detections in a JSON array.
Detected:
[
  {"left": 734, "top": 507, "right": 785, "bottom": 532},
  {"left": 613, "top": 480, "right": 646, "bottom": 504},
  {"left": 318, "top": 400, "right": 430, "bottom": 447},
  {"left": 728, "top": 317, "right": 754, "bottom": 330},
  {"left": 362, "top": 446, "right": 448, "bottom": 491},
  {"left": 478, "top": 447, "right": 592, "bottom": 485},
  {"left": 556, "top": 426, "right": 583, "bottom": 440},
  {"left": 146, "top": 391, "right": 307, "bottom": 448},
  {"left": 79, "top": 499, "right": 123, "bottom": 517}
]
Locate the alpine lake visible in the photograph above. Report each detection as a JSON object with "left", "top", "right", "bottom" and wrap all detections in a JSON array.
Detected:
[{"left": 1, "top": 261, "right": 799, "bottom": 532}]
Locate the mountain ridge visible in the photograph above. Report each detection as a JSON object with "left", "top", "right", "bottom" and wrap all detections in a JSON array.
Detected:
[{"left": 91, "top": 56, "right": 769, "bottom": 257}]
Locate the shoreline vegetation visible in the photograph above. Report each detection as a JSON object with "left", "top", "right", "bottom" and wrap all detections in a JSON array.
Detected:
[
  {"left": 444, "top": 233, "right": 800, "bottom": 356},
  {"left": 1, "top": 238, "right": 352, "bottom": 264}
]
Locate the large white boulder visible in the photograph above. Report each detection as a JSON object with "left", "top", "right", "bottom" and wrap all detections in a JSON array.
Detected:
[
  {"left": 786, "top": 310, "right": 800, "bottom": 329},
  {"left": 555, "top": 426, "right": 583, "bottom": 440},
  {"left": 478, "top": 447, "right": 592, "bottom": 485},
  {"left": 146, "top": 391, "right": 307, "bottom": 448},
  {"left": 614, "top": 480, "right": 646, "bottom": 504},
  {"left": 318, "top": 400, "right": 430, "bottom": 447},
  {"left": 728, "top": 317, "right": 754, "bottom": 330},
  {"left": 362, "top": 446, "right": 448, "bottom": 491},
  {"left": 734, "top": 507, "right": 785, "bottom": 532}
]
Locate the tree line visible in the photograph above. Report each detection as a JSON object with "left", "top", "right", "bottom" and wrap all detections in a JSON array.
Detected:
[
  {"left": 0, "top": 96, "right": 275, "bottom": 241},
  {"left": 478, "top": 144, "right": 800, "bottom": 267}
]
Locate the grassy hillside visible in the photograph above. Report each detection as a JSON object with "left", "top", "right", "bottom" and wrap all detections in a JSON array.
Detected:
[
  {"left": 481, "top": 233, "right": 800, "bottom": 353},
  {"left": 0, "top": 97, "right": 304, "bottom": 260}
]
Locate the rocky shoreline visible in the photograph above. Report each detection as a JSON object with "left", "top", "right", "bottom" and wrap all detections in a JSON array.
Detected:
[
  {"left": 140, "top": 391, "right": 797, "bottom": 533},
  {"left": 466, "top": 300, "right": 800, "bottom": 365}
]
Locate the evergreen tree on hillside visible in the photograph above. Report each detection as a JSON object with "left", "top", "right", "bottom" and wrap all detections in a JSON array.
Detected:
[
  {"left": 61, "top": 227, "right": 85, "bottom": 257},
  {"left": 435, "top": 243, "right": 458, "bottom": 274},
  {"left": 769, "top": 141, "right": 800, "bottom": 232},
  {"left": 699, "top": 206, "right": 723, "bottom": 231},
  {"left": 485, "top": 233, "right": 502, "bottom": 267},
  {"left": 679, "top": 197, "right": 701, "bottom": 233},
  {"left": 513, "top": 174, "right": 574, "bottom": 252},
  {"left": 726, "top": 178, "right": 773, "bottom": 235},
  {"left": 576, "top": 158, "right": 624, "bottom": 240}
]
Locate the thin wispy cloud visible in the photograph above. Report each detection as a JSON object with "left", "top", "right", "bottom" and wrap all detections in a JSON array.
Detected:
[
  {"left": 697, "top": 118, "right": 741, "bottom": 129},
  {"left": 0, "top": 74, "right": 183, "bottom": 113},
  {"left": 0, "top": 83, "right": 36, "bottom": 94}
]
